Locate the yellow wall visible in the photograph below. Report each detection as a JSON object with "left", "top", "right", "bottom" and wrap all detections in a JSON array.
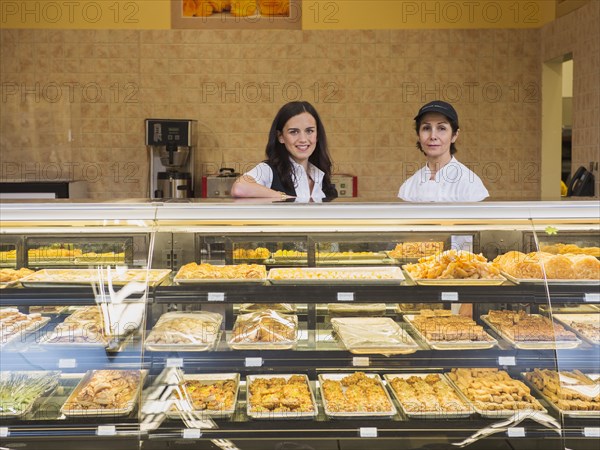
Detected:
[
  {"left": 303, "top": 1, "right": 555, "bottom": 30},
  {"left": 0, "top": 0, "right": 170, "bottom": 29},
  {"left": 1, "top": 1, "right": 554, "bottom": 30}
]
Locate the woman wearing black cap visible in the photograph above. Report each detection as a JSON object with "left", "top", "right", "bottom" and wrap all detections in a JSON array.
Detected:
[{"left": 398, "top": 100, "right": 489, "bottom": 202}]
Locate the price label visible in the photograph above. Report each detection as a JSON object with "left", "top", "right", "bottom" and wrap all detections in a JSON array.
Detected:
[
  {"left": 97, "top": 425, "right": 116, "bottom": 436},
  {"left": 207, "top": 292, "right": 225, "bottom": 302},
  {"left": 166, "top": 358, "right": 184, "bottom": 368},
  {"left": 507, "top": 427, "right": 525, "bottom": 437},
  {"left": 245, "top": 357, "right": 263, "bottom": 367},
  {"left": 337, "top": 292, "right": 354, "bottom": 301},
  {"left": 498, "top": 356, "right": 516, "bottom": 366},
  {"left": 441, "top": 292, "right": 459, "bottom": 301},
  {"left": 352, "top": 357, "right": 370, "bottom": 367},
  {"left": 359, "top": 427, "right": 378, "bottom": 438},
  {"left": 583, "top": 427, "right": 600, "bottom": 437},
  {"left": 183, "top": 428, "right": 202, "bottom": 439},
  {"left": 0, "top": 427, "right": 8, "bottom": 437},
  {"left": 58, "top": 358, "right": 77, "bottom": 369},
  {"left": 584, "top": 293, "right": 600, "bottom": 303}
]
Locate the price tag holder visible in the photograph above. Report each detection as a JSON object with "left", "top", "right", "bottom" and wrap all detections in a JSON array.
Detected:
[
  {"left": 584, "top": 293, "right": 600, "bottom": 303},
  {"left": 245, "top": 357, "right": 263, "bottom": 367},
  {"left": 58, "top": 358, "right": 77, "bottom": 369},
  {"left": 498, "top": 356, "right": 516, "bottom": 366},
  {"left": 337, "top": 292, "right": 354, "bottom": 301},
  {"left": 359, "top": 427, "right": 378, "bottom": 438},
  {"left": 0, "top": 427, "right": 8, "bottom": 438},
  {"left": 182, "top": 428, "right": 202, "bottom": 439},
  {"left": 583, "top": 427, "right": 600, "bottom": 437},
  {"left": 441, "top": 292, "right": 459, "bottom": 301},
  {"left": 166, "top": 358, "right": 184, "bottom": 368},
  {"left": 97, "top": 425, "right": 116, "bottom": 436},
  {"left": 507, "top": 427, "right": 525, "bottom": 437},
  {"left": 207, "top": 292, "right": 225, "bottom": 302},
  {"left": 352, "top": 357, "right": 370, "bottom": 367}
]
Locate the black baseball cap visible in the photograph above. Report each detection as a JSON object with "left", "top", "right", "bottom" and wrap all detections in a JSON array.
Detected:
[{"left": 414, "top": 100, "right": 459, "bottom": 126}]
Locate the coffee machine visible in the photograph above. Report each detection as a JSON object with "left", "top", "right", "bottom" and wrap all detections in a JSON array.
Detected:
[{"left": 145, "top": 119, "right": 197, "bottom": 199}]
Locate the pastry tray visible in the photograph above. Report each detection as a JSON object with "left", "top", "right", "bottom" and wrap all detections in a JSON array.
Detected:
[
  {"left": 403, "top": 315, "right": 497, "bottom": 350},
  {"left": 237, "top": 303, "right": 298, "bottom": 314},
  {"left": 552, "top": 313, "right": 600, "bottom": 346},
  {"left": 318, "top": 373, "right": 397, "bottom": 418},
  {"left": 60, "top": 370, "right": 146, "bottom": 417},
  {"left": 521, "top": 372, "right": 599, "bottom": 418},
  {"left": 331, "top": 317, "right": 419, "bottom": 354},
  {"left": 268, "top": 266, "right": 405, "bottom": 285},
  {"left": 383, "top": 373, "right": 473, "bottom": 418},
  {"left": 444, "top": 375, "right": 547, "bottom": 418},
  {"left": 167, "top": 373, "right": 240, "bottom": 419},
  {"left": 1, "top": 316, "right": 51, "bottom": 347},
  {"left": 227, "top": 314, "right": 298, "bottom": 350},
  {"left": 327, "top": 303, "right": 387, "bottom": 316},
  {"left": 173, "top": 265, "right": 267, "bottom": 284},
  {"left": 403, "top": 269, "right": 506, "bottom": 286},
  {"left": 502, "top": 271, "right": 600, "bottom": 285},
  {"left": 246, "top": 374, "right": 318, "bottom": 419},
  {"left": 316, "top": 252, "right": 391, "bottom": 265},
  {"left": 0, "top": 371, "right": 61, "bottom": 418},
  {"left": 144, "top": 311, "right": 223, "bottom": 352},
  {"left": 481, "top": 314, "right": 582, "bottom": 350},
  {"left": 19, "top": 268, "right": 170, "bottom": 288}
]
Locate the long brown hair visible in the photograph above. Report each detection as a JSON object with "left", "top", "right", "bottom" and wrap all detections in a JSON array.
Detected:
[{"left": 265, "top": 101, "right": 336, "bottom": 197}]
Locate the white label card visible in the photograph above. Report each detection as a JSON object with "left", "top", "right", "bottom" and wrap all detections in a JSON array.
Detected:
[
  {"left": 183, "top": 428, "right": 202, "bottom": 439},
  {"left": 166, "top": 358, "right": 184, "bottom": 368},
  {"left": 0, "top": 427, "right": 8, "bottom": 437},
  {"left": 245, "top": 357, "right": 263, "bottom": 367},
  {"left": 583, "top": 427, "right": 600, "bottom": 437},
  {"left": 352, "top": 357, "right": 370, "bottom": 367},
  {"left": 58, "top": 358, "right": 77, "bottom": 369},
  {"left": 498, "top": 356, "right": 516, "bottom": 366},
  {"left": 337, "top": 292, "right": 354, "bottom": 301},
  {"left": 97, "top": 425, "right": 116, "bottom": 436},
  {"left": 441, "top": 292, "right": 459, "bottom": 301},
  {"left": 208, "top": 292, "right": 225, "bottom": 302},
  {"left": 584, "top": 293, "right": 600, "bottom": 303},
  {"left": 359, "top": 427, "right": 378, "bottom": 438},
  {"left": 507, "top": 427, "right": 525, "bottom": 437}
]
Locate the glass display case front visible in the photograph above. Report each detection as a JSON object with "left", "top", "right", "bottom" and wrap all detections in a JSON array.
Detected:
[{"left": 0, "top": 200, "right": 598, "bottom": 450}]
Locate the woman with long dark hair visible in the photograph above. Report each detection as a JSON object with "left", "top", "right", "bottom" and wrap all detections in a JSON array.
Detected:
[{"left": 231, "top": 101, "right": 337, "bottom": 200}]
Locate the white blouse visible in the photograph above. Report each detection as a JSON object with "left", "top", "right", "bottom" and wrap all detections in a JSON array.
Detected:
[
  {"left": 244, "top": 158, "right": 327, "bottom": 201},
  {"left": 398, "top": 156, "right": 489, "bottom": 202}
]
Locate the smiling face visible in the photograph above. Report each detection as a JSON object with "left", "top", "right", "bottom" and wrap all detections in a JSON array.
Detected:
[
  {"left": 417, "top": 112, "right": 459, "bottom": 163},
  {"left": 277, "top": 112, "right": 317, "bottom": 167}
]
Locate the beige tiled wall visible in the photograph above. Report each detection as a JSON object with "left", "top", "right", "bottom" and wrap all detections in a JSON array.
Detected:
[{"left": 1, "top": 5, "right": 596, "bottom": 200}]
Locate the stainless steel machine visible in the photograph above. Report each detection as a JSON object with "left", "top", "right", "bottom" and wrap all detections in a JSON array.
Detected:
[{"left": 145, "top": 119, "right": 197, "bottom": 199}]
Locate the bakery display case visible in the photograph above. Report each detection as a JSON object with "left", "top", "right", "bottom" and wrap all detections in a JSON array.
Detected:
[{"left": 0, "top": 200, "right": 598, "bottom": 450}]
